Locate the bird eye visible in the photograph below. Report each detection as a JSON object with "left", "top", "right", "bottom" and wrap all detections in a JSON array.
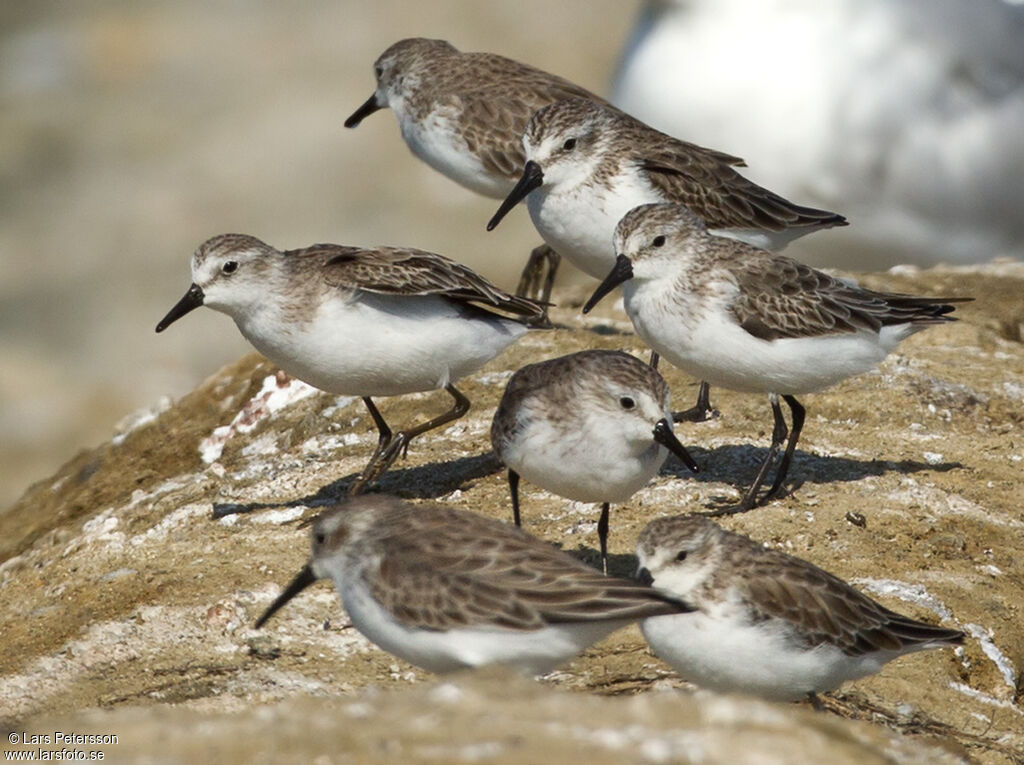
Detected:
[
  {"left": 314, "top": 531, "right": 326, "bottom": 546},
  {"left": 562, "top": 137, "right": 577, "bottom": 151},
  {"left": 652, "top": 235, "right": 666, "bottom": 248},
  {"left": 222, "top": 260, "right": 238, "bottom": 274},
  {"left": 675, "top": 550, "right": 688, "bottom": 562},
  {"left": 619, "top": 396, "right": 636, "bottom": 410},
  {"left": 374, "top": 65, "right": 383, "bottom": 79}
]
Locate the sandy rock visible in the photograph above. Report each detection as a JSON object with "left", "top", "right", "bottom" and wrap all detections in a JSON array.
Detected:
[
  {"left": 1, "top": 264, "right": 1022, "bottom": 763},
  {"left": 10, "top": 671, "right": 969, "bottom": 765}
]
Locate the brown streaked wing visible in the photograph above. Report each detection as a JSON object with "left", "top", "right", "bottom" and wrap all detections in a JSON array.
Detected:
[
  {"left": 366, "top": 505, "right": 687, "bottom": 632},
  {"left": 368, "top": 557, "right": 546, "bottom": 631},
  {"left": 728, "top": 249, "right": 968, "bottom": 341},
  {"left": 455, "top": 57, "right": 608, "bottom": 180},
  {"left": 639, "top": 133, "right": 847, "bottom": 232},
  {"left": 740, "top": 551, "right": 963, "bottom": 656},
  {"left": 313, "top": 245, "right": 546, "bottom": 321}
]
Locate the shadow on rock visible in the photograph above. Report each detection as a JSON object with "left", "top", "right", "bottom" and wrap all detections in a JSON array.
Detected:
[
  {"left": 212, "top": 452, "right": 503, "bottom": 519},
  {"left": 659, "top": 444, "right": 962, "bottom": 489}
]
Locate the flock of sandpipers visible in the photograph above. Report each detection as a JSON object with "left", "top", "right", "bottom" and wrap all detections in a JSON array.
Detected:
[{"left": 156, "top": 38, "right": 970, "bottom": 707}]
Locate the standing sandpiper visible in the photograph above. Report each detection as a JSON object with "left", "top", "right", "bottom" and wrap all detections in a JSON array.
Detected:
[
  {"left": 157, "top": 234, "right": 546, "bottom": 492},
  {"left": 345, "top": 37, "right": 610, "bottom": 303},
  {"left": 491, "top": 350, "right": 699, "bottom": 573},
  {"left": 583, "top": 203, "right": 969, "bottom": 512},
  {"left": 486, "top": 98, "right": 847, "bottom": 421}
]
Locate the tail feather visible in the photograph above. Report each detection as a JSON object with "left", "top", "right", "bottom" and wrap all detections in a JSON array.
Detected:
[{"left": 880, "top": 295, "right": 973, "bottom": 326}]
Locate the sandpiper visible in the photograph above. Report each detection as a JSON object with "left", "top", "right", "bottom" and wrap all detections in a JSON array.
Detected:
[
  {"left": 156, "top": 234, "right": 545, "bottom": 492},
  {"left": 345, "top": 37, "right": 609, "bottom": 303},
  {"left": 254, "top": 494, "right": 695, "bottom": 675},
  {"left": 583, "top": 203, "right": 970, "bottom": 512},
  {"left": 491, "top": 350, "right": 699, "bottom": 573},
  {"left": 486, "top": 98, "right": 847, "bottom": 421},
  {"left": 636, "top": 514, "right": 965, "bottom": 704}
]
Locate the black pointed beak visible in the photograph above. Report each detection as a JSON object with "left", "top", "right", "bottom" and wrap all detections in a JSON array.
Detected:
[
  {"left": 637, "top": 567, "right": 654, "bottom": 587},
  {"left": 254, "top": 564, "right": 318, "bottom": 629},
  {"left": 345, "top": 93, "right": 383, "bottom": 128},
  {"left": 653, "top": 418, "right": 700, "bottom": 474},
  {"left": 582, "top": 254, "right": 633, "bottom": 314},
  {"left": 155, "top": 283, "right": 205, "bottom": 333},
  {"left": 486, "top": 160, "right": 544, "bottom": 231}
]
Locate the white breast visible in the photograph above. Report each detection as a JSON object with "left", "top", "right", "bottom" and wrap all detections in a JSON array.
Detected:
[
  {"left": 641, "top": 601, "right": 880, "bottom": 700},
  {"left": 399, "top": 108, "right": 513, "bottom": 199},
  {"left": 234, "top": 293, "right": 526, "bottom": 397},
  {"left": 527, "top": 170, "right": 661, "bottom": 279},
  {"left": 625, "top": 280, "right": 896, "bottom": 395},
  {"left": 501, "top": 409, "right": 663, "bottom": 505},
  {"left": 501, "top": 406, "right": 668, "bottom": 503},
  {"left": 341, "top": 574, "right": 633, "bottom": 675}
]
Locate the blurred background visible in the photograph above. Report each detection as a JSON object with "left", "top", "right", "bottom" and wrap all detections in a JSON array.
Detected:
[
  {"left": 2, "top": 0, "right": 1021, "bottom": 511},
  {"left": 614, "top": 0, "right": 1024, "bottom": 269}
]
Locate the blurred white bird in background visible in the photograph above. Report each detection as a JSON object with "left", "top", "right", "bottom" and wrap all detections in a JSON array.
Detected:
[{"left": 613, "top": 0, "right": 1024, "bottom": 268}]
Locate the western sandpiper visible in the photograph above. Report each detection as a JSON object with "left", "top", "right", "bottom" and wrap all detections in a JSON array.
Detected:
[
  {"left": 345, "top": 37, "right": 609, "bottom": 303},
  {"left": 486, "top": 98, "right": 847, "bottom": 421},
  {"left": 156, "top": 234, "right": 545, "bottom": 492},
  {"left": 636, "top": 514, "right": 965, "bottom": 704},
  {"left": 491, "top": 350, "right": 698, "bottom": 573},
  {"left": 583, "top": 203, "right": 970, "bottom": 512},
  {"left": 254, "top": 494, "right": 695, "bottom": 675}
]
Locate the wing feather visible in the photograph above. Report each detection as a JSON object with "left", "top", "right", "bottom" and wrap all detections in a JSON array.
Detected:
[
  {"left": 739, "top": 549, "right": 963, "bottom": 656},
  {"left": 291, "top": 244, "right": 546, "bottom": 322},
  {"left": 726, "top": 248, "right": 970, "bottom": 340},
  {"left": 452, "top": 56, "right": 608, "bottom": 181},
  {"left": 366, "top": 504, "right": 689, "bottom": 632},
  {"left": 640, "top": 139, "right": 845, "bottom": 233}
]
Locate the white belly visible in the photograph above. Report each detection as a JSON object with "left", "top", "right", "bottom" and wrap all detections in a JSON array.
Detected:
[
  {"left": 502, "top": 412, "right": 668, "bottom": 503},
  {"left": 527, "top": 173, "right": 659, "bottom": 279},
  {"left": 641, "top": 610, "right": 882, "bottom": 700},
  {"left": 625, "top": 283, "right": 897, "bottom": 395},
  {"left": 236, "top": 294, "right": 526, "bottom": 397},
  {"left": 401, "top": 110, "right": 513, "bottom": 199},
  {"left": 341, "top": 576, "right": 631, "bottom": 675}
]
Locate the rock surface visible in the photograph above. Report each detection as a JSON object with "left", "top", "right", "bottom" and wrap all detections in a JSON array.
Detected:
[{"left": 2, "top": 264, "right": 1023, "bottom": 763}]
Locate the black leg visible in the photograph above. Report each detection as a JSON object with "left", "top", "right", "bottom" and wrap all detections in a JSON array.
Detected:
[
  {"left": 730, "top": 394, "right": 788, "bottom": 513},
  {"left": 649, "top": 351, "right": 660, "bottom": 369},
  {"left": 673, "top": 381, "right": 718, "bottom": 423},
  {"left": 516, "top": 244, "right": 561, "bottom": 305},
  {"left": 349, "top": 397, "right": 392, "bottom": 495},
  {"left": 363, "top": 397, "right": 392, "bottom": 457},
  {"left": 597, "top": 502, "right": 610, "bottom": 575},
  {"left": 508, "top": 469, "right": 522, "bottom": 527},
  {"left": 538, "top": 246, "right": 561, "bottom": 307},
  {"left": 352, "top": 385, "right": 472, "bottom": 492},
  {"left": 762, "top": 395, "right": 805, "bottom": 503},
  {"left": 807, "top": 692, "right": 824, "bottom": 712}
]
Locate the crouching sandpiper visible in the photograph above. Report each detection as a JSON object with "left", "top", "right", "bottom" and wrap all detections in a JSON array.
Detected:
[{"left": 255, "top": 495, "right": 695, "bottom": 675}]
